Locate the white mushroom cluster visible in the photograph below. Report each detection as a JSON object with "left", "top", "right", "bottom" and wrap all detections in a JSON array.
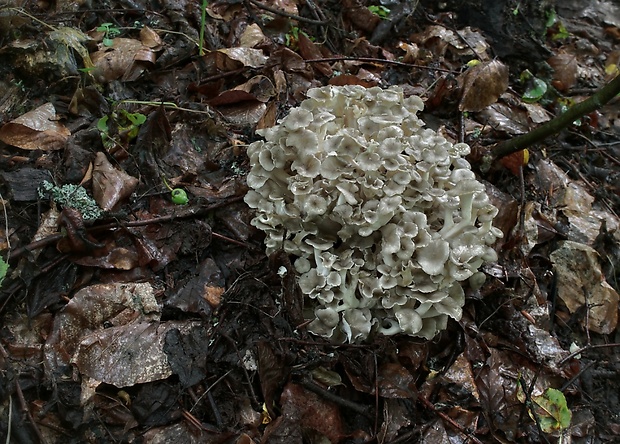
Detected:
[{"left": 245, "top": 85, "right": 502, "bottom": 342}]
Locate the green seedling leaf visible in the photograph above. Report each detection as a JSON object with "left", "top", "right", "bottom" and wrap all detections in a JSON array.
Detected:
[
  {"left": 545, "top": 9, "right": 557, "bottom": 28},
  {"left": 531, "top": 388, "right": 572, "bottom": 434},
  {"left": 171, "top": 188, "right": 189, "bottom": 205},
  {"left": 368, "top": 5, "right": 390, "bottom": 19},
  {"left": 552, "top": 21, "right": 570, "bottom": 40},
  {"left": 125, "top": 112, "right": 146, "bottom": 126},
  {"left": 522, "top": 77, "right": 548, "bottom": 103},
  {"left": 0, "top": 256, "right": 8, "bottom": 288},
  {"left": 96, "top": 23, "right": 121, "bottom": 47},
  {"left": 97, "top": 115, "right": 109, "bottom": 134}
]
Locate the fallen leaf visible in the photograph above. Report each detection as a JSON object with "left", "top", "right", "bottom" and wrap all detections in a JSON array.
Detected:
[
  {"left": 217, "top": 47, "right": 268, "bottom": 68},
  {"left": 92, "top": 152, "right": 139, "bottom": 211},
  {"left": 0, "top": 103, "right": 71, "bottom": 150},
  {"left": 548, "top": 52, "right": 578, "bottom": 91},
  {"left": 500, "top": 149, "right": 529, "bottom": 175},
  {"left": 550, "top": 241, "right": 619, "bottom": 334},
  {"left": 459, "top": 60, "right": 509, "bottom": 111},
  {"left": 91, "top": 38, "right": 156, "bottom": 82}
]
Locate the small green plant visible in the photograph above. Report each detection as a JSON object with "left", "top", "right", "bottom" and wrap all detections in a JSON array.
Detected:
[
  {"left": 98, "top": 110, "right": 146, "bottom": 149},
  {"left": 285, "top": 26, "right": 313, "bottom": 50},
  {"left": 518, "top": 379, "right": 572, "bottom": 442},
  {"left": 368, "top": 5, "right": 390, "bottom": 19},
  {"left": 96, "top": 23, "right": 121, "bottom": 47},
  {"left": 199, "top": 0, "right": 208, "bottom": 56},
  {"left": 0, "top": 256, "right": 8, "bottom": 288},
  {"left": 520, "top": 69, "right": 548, "bottom": 103},
  {"left": 162, "top": 177, "right": 189, "bottom": 205},
  {"left": 545, "top": 10, "right": 570, "bottom": 40}
]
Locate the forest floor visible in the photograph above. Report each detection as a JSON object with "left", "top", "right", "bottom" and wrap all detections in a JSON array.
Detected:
[{"left": 1, "top": 0, "right": 620, "bottom": 443}]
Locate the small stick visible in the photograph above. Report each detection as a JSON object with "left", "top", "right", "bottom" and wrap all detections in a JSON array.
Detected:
[{"left": 246, "top": 0, "right": 329, "bottom": 25}]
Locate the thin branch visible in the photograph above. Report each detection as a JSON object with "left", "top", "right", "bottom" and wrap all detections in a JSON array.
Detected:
[
  {"left": 304, "top": 56, "right": 454, "bottom": 73},
  {"left": 246, "top": 0, "right": 329, "bottom": 25},
  {"left": 485, "top": 74, "right": 620, "bottom": 166}
]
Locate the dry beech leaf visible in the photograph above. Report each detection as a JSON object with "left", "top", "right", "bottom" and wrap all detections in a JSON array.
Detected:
[
  {"left": 328, "top": 75, "right": 377, "bottom": 87},
  {"left": 92, "top": 152, "right": 139, "bottom": 211},
  {"left": 91, "top": 38, "right": 156, "bottom": 83},
  {"left": 139, "top": 26, "right": 162, "bottom": 49},
  {"left": 0, "top": 103, "right": 71, "bottom": 150},
  {"left": 239, "top": 23, "right": 268, "bottom": 48},
  {"left": 231, "top": 75, "right": 276, "bottom": 102},
  {"left": 550, "top": 241, "right": 619, "bottom": 334},
  {"left": 500, "top": 149, "right": 529, "bottom": 176},
  {"left": 459, "top": 60, "right": 509, "bottom": 112},
  {"left": 548, "top": 53, "right": 578, "bottom": 91},
  {"left": 298, "top": 33, "right": 332, "bottom": 77},
  {"left": 216, "top": 47, "right": 268, "bottom": 68}
]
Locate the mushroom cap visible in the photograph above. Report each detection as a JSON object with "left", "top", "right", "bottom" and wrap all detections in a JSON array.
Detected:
[{"left": 244, "top": 84, "right": 501, "bottom": 343}]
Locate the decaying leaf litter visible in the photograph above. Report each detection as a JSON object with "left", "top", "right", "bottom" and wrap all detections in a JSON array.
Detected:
[{"left": 0, "top": 0, "right": 619, "bottom": 442}]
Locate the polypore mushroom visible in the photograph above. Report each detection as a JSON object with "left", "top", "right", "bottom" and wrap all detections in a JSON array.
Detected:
[{"left": 244, "top": 85, "right": 502, "bottom": 342}]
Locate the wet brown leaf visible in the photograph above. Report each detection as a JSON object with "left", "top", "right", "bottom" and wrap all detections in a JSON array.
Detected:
[
  {"left": 165, "top": 257, "right": 222, "bottom": 317},
  {"left": 412, "top": 25, "right": 490, "bottom": 59},
  {"left": 378, "top": 399, "right": 412, "bottom": 442},
  {"left": 550, "top": 241, "right": 619, "bottom": 334},
  {"left": 91, "top": 38, "right": 156, "bottom": 83},
  {"left": 459, "top": 60, "right": 509, "bottom": 112},
  {"left": 548, "top": 52, "right": 579, "bottom": 91},
  {"left": 258, "top": 341, "right": 291, "bottom": 419},
  {"left": 92, "top": 152, "right": 139, "bottom": 211},
  {"left": 0, "top": 102, "right": 70, "bottom": 150},
  {"left": 377, "top": 362, "right": 416, "bottom": 399},
  {"left": 217, "top": 47, "right": 268, "bottom": 68},
  {"left": 441, "top": 353, "right": 480, "bottom": 402},
  {"left": 278, "top": 381, "right": 346, "bottom": 443},
  {"left": 44, "top": 282, "right": 160, "bottom": 371},
  {"left": 73, "top": 320, "right": 201, "bottom": 387},
  {"left": 478, "top": 102, "right": 531, "bottom": 135},
  {"left": 298, "top": 33, "right": 333, "bottom": 77},
  {"left": 343, "top": 0, "right": 381, "bottom": 32}
]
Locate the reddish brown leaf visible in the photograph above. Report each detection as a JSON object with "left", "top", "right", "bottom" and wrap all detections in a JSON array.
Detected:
[
  {"left": 92, "top": 152, "right": 139, "bottom": 211},
  {"left": 459, "top": 60, "right": 509, "bottom": 112},
  {"left": 278, "top": 382, "right": 346, "bottom": 443},
  {"left": 499, "top": 149, "right": 529, "bottom": 176},
  {"left": 298, "top": 33, "right": 333, "bottom": 77},
  {"left": 328, "top": 75, "right": 377, "bottom": 87},
  {"left": 0, "top": 102, "right": 70, "bottom": 150},
  {"left": 548, "top": 52, "right": 579, "bottom": 91},
  {"left": 343, "top": 0, "right": 381, "bottom": 32},
  {"left": 208, "top": 90, "right": 258, "bottom": 106}
]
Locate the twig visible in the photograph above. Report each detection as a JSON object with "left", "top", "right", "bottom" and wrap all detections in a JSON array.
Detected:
[
  {"left": 557, "top": 342, "right": 620, "bottom": 366},
  {"left": 9, "top": 196, "right": 250, "bottom": 260},
  {"left": 484, "top": 74, "right": 620, "bottom": 166},
  {"left": 246, "top": 0, "right": 329, "bottom": 25},
  {"left": 305, "top": 56, "right": 454, "bottom": 73},
  {"left": 14, "top": 378, "right": 47, "bottom": 444},
  {"left": 298, "top": 376, "right": 372, "bottom": 417},
  {"left": 418, "top": 395, "right": 485, "bottom": 444},
  {"left": 0, "top": 192, "right": 10, "bottom": 256}
]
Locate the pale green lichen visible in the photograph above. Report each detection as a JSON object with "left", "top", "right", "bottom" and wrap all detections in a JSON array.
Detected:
[{"left": 39, "top": 180, "right": 103, "bottom": 221}]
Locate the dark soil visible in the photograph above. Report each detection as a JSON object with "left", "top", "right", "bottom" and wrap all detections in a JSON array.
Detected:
[{"left": 1, "top": 0, "right": 619, "bottom": 443}]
